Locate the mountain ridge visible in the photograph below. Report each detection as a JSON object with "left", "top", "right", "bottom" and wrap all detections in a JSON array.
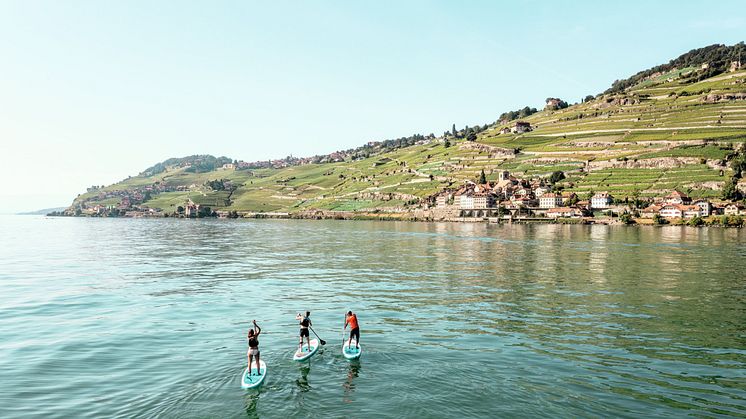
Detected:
[{"left": 67, "top": 43, "right": 746, "bottom": 218}]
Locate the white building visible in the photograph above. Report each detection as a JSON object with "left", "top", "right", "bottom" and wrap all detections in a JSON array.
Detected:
[
  {"left": 539, "top": 193, "right": 562, "bottom": 209},
  {"left": 664, "top": 190, "right": 691, "bottom": 205},
  {"left": 693, "top": 200, "right": 712, "bottom": 217},
  {"left": 659, "top": 204, "right": 683, "bottom": 218},
  {"left": 546, "top": 207, "right": 582, "bottom": 218},
  {"left": 724, "top": 203, "right": 745, "bottom": 216},
  {"left": 512, "top": 121, "right": 532, "bottom": 133},
  {"left": 591, "top": 192, "right": 613, "bottom": 209},
  {"left": 459, "top": 192, "right": 495, "bottom": 209}
]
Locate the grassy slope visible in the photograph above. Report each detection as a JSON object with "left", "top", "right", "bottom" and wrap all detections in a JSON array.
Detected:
[{"left": 74, "top": 69, "right": 746, "bottom": 212}]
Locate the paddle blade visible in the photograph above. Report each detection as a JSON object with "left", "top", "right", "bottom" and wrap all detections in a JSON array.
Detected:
[{"left": 320, "top": 339, "right": 326, "bottom": 345}]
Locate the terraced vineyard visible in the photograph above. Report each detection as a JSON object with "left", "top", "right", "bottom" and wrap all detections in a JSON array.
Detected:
[{"left": 71, "top": 65, "right": 746, "bottom": 214}]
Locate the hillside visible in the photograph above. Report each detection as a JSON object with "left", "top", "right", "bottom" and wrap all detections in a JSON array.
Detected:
[{"left": 68, "top": 44, "right": 746, "bottom": 217}]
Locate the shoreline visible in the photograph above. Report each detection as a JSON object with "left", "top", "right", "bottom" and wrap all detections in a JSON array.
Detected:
[{"left": 44, "top": 211, "right": 744, "bottom": 228}]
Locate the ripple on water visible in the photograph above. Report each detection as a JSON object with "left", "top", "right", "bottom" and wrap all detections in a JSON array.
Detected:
[{"left": 0, "top": 217, "right": 745, "bottom": 418}]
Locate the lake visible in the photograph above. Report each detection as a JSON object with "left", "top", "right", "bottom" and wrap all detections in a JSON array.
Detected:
[{"left": 0, "top": 215, "right": 744, "bottom": 418}]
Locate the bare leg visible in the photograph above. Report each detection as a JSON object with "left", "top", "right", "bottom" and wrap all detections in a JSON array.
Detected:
[
  {"left": 306, "top": 335, "right": 311, "bottom": 352},
  {"left": 255, "top": 353, "right": 261, "bottom": 375},
  {"left": 249, "top": 354, "right": 254, "bottom": 375}
]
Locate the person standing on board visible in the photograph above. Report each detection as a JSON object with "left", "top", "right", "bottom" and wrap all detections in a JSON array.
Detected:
[
  {"left": 247, "top": 320, "right": 261, "bottom": 375},
  {"left": 296, "top": 311, "right": 312, "bottom": 352},
  {"left": 344, "top": 311, "right": 360, "bottom": 349}
]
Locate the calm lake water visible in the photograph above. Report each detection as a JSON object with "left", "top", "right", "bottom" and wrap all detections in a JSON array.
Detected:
[{"left": 0, "top": 215, "right": 745, "bottom": 418}]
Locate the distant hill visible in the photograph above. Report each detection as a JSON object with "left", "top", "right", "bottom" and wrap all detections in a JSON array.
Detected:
[
  {"left": 18, "top": 207, "right": 67, "bottom": 215},
  {"left": 67, "top": 43, "right": 746, "bottom": 216},
  {"left": 605, "top": 42, "right": 745, "bottom": 94}
]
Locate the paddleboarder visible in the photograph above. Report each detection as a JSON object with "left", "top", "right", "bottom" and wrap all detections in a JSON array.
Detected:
[
  {"left": 296, "top": 311, "right": 312, "bottom": 353},
  {"left": 344, "top": 311, "right": 360, "bottom": 349},
  {"left": 247, "top": 320, "right": 261, "bottom": 375}
]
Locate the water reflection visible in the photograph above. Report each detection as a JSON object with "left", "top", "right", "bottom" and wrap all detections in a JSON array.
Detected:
[
  {"left": 243, "top": 392, "right": 261, "bottom": 419},
  {"left": 296, "top": 363, "right": 312, "bottom": 393},
  {"left": 343, "top": 361, "right": 361, "bottom": 402}
]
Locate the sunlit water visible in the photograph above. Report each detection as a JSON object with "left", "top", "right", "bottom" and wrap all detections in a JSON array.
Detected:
[{"left": 0, "top": 215, "right": 744, "bottom": 418}]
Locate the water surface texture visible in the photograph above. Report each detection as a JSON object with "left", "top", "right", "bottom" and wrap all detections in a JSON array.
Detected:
[{"left": 1, "top": 216, "right": 745, "bottom": 418}]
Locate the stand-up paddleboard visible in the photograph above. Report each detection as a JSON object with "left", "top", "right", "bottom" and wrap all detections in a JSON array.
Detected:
[
  {"left": 293, "top": 338, "right": 319, "bottom": 361},
  {"left": 241, "top": 360, "right": 267, "bottom": 389},
  {"left": 342, "top": 339, "right": 362, "bottom": 360}
]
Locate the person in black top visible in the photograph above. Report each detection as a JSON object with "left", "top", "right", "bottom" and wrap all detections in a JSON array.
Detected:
[
  {"left": 247, "top": 320, "right": 261, "bottom": 375},
  {"left": 295, "top": 311, "right": 312, "bottom": 353}
]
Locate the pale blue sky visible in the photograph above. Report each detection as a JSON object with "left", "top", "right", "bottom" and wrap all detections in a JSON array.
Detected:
[{"left": 1, "top": 1, "right": 744, "bottom": 212}]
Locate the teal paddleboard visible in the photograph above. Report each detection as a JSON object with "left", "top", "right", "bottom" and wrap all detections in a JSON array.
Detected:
[
  {"left": 293, "top": 338, "right": 319, "bottom": 361},
  {"left": 241, "top": 360, "right": 266, "bottom": 389},
  {"left": 342, "top": 339, "right": 362, "bottom": 360}
]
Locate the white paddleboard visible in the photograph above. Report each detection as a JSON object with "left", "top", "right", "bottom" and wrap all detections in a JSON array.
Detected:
[
  {"left": 241, "top": 360, "right": 267, "bottom": 389},
  {"left": 342, "top": 339, "right": 362, "bottom": 360},
  {"left": 293, "top": 338, "right": 319, "bottom": 361}
]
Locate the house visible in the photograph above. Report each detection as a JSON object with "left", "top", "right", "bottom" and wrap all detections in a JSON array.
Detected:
[
  {"left": 539, "top": 193, "right": 563, "bottom": 209},
  {"left": 641, "top": 204, "right": 662, "bottom": 218},
  {"left": 693, "top": 200, "right": 712, "bottom": 217},
  {"left": 547, "top": 207, "right": 583, "bottom": 218},
  {"left": 459, "top": 192, "right": 496, "bottom": 209},
  {"left": 184, "top": 199, "right": 200, "bottom": 217},
  {"left": 222, "top": 163, "right": 235, "bottom": 170},
  {"left": 473, "top": 193, "right": 496, "bottom": 209},
  {"left": 659, "top": 204, "right": 683, "bottom": 218},
  {"left": 575, "top": 200, "right": 590, "bottom": 209},
  {"left": 545, "top": 98, "right": 562, "bottom": 109},
  {"left": 591, "top": 192, "right": 613, "bottom": 209},
  {"left": 435, "top": 194, "right": 452, "bottom": 208},
  {"left": 512, "top": 121, "right": 532, "bottom": 134},
  {"left": 657, "top": 203, "right": 703, "bottom": 219},
  {"left": 664, "top": 190, "right": 691, "bottom": 205},
  {"left": 513, "top": 187, "right": 530, "bottom": 198},
  {"left": 508, "top": 197, "right": 532, "bottom": 208},
  {"left": 560, "top": 192, "right": 577, "bottom": 205},
  {"left": 534, "top": 186, "right": 549, "bottom": 198},
  {"left": 724, "top": 203, "right": 745, "bottom": 216},
  {"left": 681, "top": 205, "right": 703, "bottom": 219},
  {"left": 730, "top": 60, "right": 742, "bottom": 72},
  {"left": 499, "top": 127, "right": 511, "bottom": 135}
]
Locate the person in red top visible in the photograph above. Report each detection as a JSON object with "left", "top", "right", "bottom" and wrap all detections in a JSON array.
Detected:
[{"left": 344, "top": 311, "right": 360, "bottom": 349}]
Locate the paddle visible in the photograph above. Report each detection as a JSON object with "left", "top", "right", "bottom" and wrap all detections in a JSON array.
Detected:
[
  {"left": 342, "top": 313, "right": 346, "bottom": 346},
  {"left": 308, "top": 325, "right": 326, "bottom": 346}
]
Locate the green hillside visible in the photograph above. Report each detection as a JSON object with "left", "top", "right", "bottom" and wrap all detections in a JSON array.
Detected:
[{"left": 70, "top": 45, "right": 746, "bottom": 216}]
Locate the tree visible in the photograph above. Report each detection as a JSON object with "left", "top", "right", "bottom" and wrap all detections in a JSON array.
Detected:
[
  {"left": 583, "top": 95, "right": 595, "bottom": 103},
  {"left": 444, "top": 138, "right": 451, "bottom": 148},
  {"left": 478, "top": 169, "right": 487, "bottom": 184},
  {"left": 197, "top": 206, "right": 212, "bottom": 218},
  {"left": 687, "top": 215, "right": 704, "bottom": 227},
  {"left": 722, "top": 176, "right": 742, "bottom": 201},
  {"left": 653, "top": 214, "right": 668, "bottom": 225},
  {"left": 548, "top": 170, "right": 566, "bottom": 185},
  {"left": 451, "top": 124, "right": 457, "bottom": 137},
  {"left": 467, "top": 131, "right": 477, "bottom": 142},
  {"left": 176, "top": 205, "right": 185, "bottom": 214},
  {"left": 619, "top": 212, "right": 635, "bottom": 225}
]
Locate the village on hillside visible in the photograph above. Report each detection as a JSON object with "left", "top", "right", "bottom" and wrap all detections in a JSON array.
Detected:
[
  {"left": 429, "top": 169, "right": 744, "bottom": 225},
  {"left": 64, "top": 164, "right": 746, "bottom": 227}
]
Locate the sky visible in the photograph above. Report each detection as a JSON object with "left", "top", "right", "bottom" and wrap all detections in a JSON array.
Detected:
[{"left": 1, "top": 1, "right": 744, "bottom": 213}]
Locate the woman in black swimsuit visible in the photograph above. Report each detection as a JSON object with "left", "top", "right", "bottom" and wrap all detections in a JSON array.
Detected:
[
  {"left": 295, "top": 311, "right": 312, "bottom": 353},
  {"left": 247, "top": 320, "right": 261, "bottom": 375}
]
